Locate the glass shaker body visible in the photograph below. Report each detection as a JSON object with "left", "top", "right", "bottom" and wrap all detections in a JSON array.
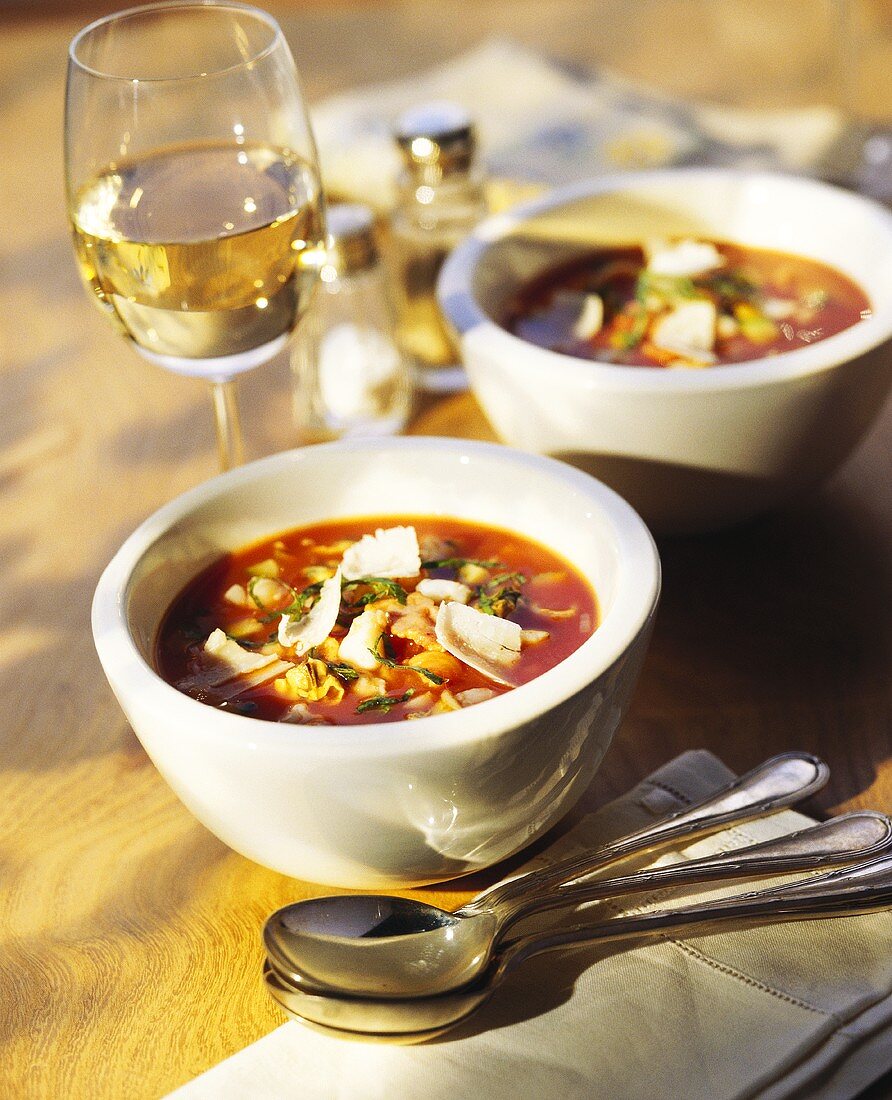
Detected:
[
  {"left": 390, "top": 103, "right": 487, "bottom": 392},
  {"left": 292, "top": 205, "right": 412, "bottom": 442}
]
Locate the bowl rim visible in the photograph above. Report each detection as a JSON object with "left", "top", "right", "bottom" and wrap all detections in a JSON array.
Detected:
[
  {"left": 91, "top": 438, "right": 660, "bottom": 758},
  {"left": 437, "top": 166, "right": 892, "bottom": 393}
]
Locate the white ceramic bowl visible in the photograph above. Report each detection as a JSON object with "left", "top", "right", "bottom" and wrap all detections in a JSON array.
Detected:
[
  {"left": 438, "top": 169, "right": 892, "bottom": 534},
  {"left": 92, "top": 438, "right": 660, "bottom": 888}
]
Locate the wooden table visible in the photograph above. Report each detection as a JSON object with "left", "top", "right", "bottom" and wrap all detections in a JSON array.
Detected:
[{"left": 1, "top": 2, "right": 890, "bottom": 1096}]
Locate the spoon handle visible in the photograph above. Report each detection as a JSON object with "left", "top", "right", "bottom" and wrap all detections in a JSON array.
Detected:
[
  {"left": 496, "top": 851, "right": 892, "bottom": 980},
  {"left": 467, "top": 752, "right": 829, "bottom": 917},
  {"left": 493, "top": 811, "right": 892, "bottom": 927}
]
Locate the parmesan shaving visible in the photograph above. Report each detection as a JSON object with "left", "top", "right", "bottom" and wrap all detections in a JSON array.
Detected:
[
  {"left": 278, "top": 567, "right": 342, "bottom": 655},
  {"left": 434, "top": 601, "right": 522, "bottom": 686},
  {"left": 646, "top": 239, "right": 724, "bottom": 277},
  {"left": 209, "top": 660, "right": 293, "bottom": 700},
  {"left": 341, "top": 526, "right": 421, "bottom": 581}
]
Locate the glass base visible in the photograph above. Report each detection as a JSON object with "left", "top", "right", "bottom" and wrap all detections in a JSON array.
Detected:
[
  {"left": 136, "top": 332, "right": 290, "bottom": 382},
  {"left": 413, "top": 363, "right": 468, "bottom": 394}
]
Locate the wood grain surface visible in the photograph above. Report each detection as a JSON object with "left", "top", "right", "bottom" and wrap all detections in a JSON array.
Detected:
[{"left": 0, "top": 2, "right": 890, "bottom": 1097}]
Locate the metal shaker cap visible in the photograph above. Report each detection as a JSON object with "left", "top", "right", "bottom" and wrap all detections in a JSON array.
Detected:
[
  {"left": 394, "top": 101, "right": 477, "bottom": 176},
  {"left": 324, "top": 203, "right": 379, "bottom": 274}
]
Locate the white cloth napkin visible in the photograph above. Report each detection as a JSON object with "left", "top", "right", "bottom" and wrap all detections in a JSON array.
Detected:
[
  {"left": 169, "top": 750, "right": 892, "bottom": 1100},
  {"left": 309, "top": 39, "right": 851, "bottom": 213}
]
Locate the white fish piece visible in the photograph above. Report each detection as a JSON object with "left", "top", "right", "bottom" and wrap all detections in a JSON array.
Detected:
[
  {"left": 650, "top": 299, "right": 717, "bottom": 361},
  {"left": 278, "top": 567, "right": 342, "bottom": 655},
  {"left": 455, "top": 687, "right": 498, "bottom": 707},
  {"left": 646, "top": 239, "right": 724, "bottom": 278},
  {"left": 416, "top": 578, "right": 472, "bottom": 604},
  {"left": 341, "top": 526, "right": 421, "bottom": 580},
  {"left": 176, "top": 629, "right": 291, "bottom": 694},
  {"left": 352, "top": 673, "right": 388, "bottom": 699},
  {"left": 338, "top": 608, "right": 388, "bottom": 670},
  {"left": 572, "top": 293, "right": 604, "bottom": 340},
  {"left": 435, "top": 602, "right": 522, "bottom": 686}
]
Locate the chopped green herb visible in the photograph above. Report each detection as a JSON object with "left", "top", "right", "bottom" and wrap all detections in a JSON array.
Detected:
[
  {"left": 356, "top": 689, "right": 414, "bottom": 714},
  {"left": 370, "top": 630, "right": 395, "bottom": 661},
  {"left": 477, "top": 590, "right": 521, "bottom": 616},
  {"left": 405, "top": 665, "right": 444, "bottom": 685},
  {"left": 488, "top": 571, "right": 527, "bottom": 588},
  {"left": 325, "top": 661, "right": 360, "bottom": 682},
  {"left": 375, "top": 653, "right": 445, "bottom": 685},
  {"left": 636, "top": 271, "right": 698, "bottom": 305},
  {"left": 342, "top": 577, "right": 408, "bottom": 608},
  {"left": 280, "top": 580, "right": 323, "bottom": 618},
  {"left": 421, "top": 557, "right": 502, "bottom": 572},
  {"left": 474, "top": 570, "right": 526, "bottom": 617},
  {"left": 704, "top": 269, "right": 758, "bottom": 303}
]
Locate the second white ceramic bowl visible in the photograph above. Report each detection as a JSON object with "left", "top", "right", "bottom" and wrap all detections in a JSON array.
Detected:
[
  {"left": 92, "top": 438, "right": 660, "bottom": 888},
  {"left": 438, "top": 169, "right": 892, "bottom": 534}
]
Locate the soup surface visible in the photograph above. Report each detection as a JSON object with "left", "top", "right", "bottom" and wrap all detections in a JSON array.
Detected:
[
  {"left": 156, "top": 516, "right": 598, "bottom": 725},
  {"left": 502, "top": 238, "right": 871, "bottom": 368}
]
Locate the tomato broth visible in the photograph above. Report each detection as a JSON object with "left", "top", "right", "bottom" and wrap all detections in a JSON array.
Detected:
[
  {"left": 156, "top": 516, "right": 598, "bottom": 725},
  {"left": 502, "top": 239, "right": 870, "bottom": 368}
]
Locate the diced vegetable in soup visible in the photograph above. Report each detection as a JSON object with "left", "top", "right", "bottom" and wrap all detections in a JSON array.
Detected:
[
  {"left": 502, "top": 238, "right": 871, "bottom": 368},
  {"left": 156, "top": 517, "right": 598, "bottom": 725}
]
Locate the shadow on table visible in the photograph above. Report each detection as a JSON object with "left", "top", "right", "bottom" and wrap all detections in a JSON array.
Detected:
[
  {"left": 613, "top": 484, "right": 890, "bottom": 810},
  {"left": 432, "top": 480, "right": 891, "bottom": 905}
]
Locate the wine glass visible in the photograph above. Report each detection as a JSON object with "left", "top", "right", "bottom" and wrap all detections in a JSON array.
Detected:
[{"left": 65, "top": 2, "right": 325, "bottom": 469}]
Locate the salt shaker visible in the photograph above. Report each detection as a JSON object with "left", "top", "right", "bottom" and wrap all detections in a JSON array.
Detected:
[
  {"left": 292, "top": 203, "right": 412, "bottom": 441},
  {"left": 390, "top": 101, "right": 488, "bottom": 393}
]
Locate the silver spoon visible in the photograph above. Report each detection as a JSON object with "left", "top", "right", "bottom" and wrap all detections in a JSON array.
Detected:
[
  {"left": 264, "top": 851, "right": 892, "bottom": 1041},
  {"left": 265, "top": 811, "right": 890, "bottom": 998},
  {"left": 264, "top": 752, "right": 830, "bottom": 997}
]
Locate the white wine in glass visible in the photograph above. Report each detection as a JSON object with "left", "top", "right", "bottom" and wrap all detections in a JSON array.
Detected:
[{"left": 65, "top": 2, "right": 325, "bottom": 469}]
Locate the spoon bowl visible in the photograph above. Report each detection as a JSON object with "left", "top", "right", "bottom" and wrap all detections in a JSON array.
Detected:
[
  {"left": 264, "top": 852, "right": 892, "bottom": 1040},
  {"left": 265, "top": 896, "right": 496, "bottom": 997},
  {"left": 265, "top": 808, "right": 891, "bottom": 999}
]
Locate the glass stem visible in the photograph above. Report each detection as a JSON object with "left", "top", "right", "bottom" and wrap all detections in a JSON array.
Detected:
[{"left": 211, "top": 378, "right": 244, "bottom": 471}]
